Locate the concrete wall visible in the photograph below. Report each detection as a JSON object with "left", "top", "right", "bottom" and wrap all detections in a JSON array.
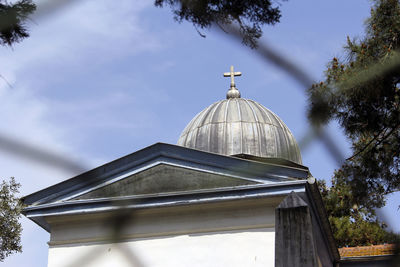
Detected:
[
  {"left": 48, "top": 228, "right": 275, "bottom": 267},
  {"left": 46, "top": 198, "right": 279, "bottom": 267},
  {"left": 299, "top": 191, "right": 336, "bottom": 266}
]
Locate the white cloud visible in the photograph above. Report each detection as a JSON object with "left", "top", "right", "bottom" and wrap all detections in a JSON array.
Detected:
[
  {"left": 0, "top": 0, "right": 161, "bottom": 87},
  {"left": 0, "top": 0, "right": 165, "bottom": 160},
  {"left": 0, "top": 1, "right": 166, "bottom": 266}
]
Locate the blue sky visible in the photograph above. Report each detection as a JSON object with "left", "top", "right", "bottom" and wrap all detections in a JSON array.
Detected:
[{"left": 0, "top": 0, "right": 398, "bottom": 266}]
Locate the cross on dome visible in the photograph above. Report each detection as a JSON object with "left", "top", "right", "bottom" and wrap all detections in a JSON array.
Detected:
[
  {"left": 223, "top": 65, "right": 242, "bottom": 99},
  {"left": 224, "top": 65, "right": 241, "bottom": 88}
]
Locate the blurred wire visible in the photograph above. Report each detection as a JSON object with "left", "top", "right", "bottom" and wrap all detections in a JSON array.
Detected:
[
  {"left": 0, "top": 0, "right": 81, "bottom": 35},
  {"left": 0, "top": 133, "right": 87, "bottom": 174},
  {"left": 0, "top": 0, "right": 88, "bottom": 174},
  {"left": 217, "top": 23, "right": 346, "bottom": 165},
  {"left": 0, "top": 1, "right": 397, "bottom": 266},
  {"left": 65, "top": 209, "right": 145, "bottom": 267},
  {"left": 298, "top": 126, "right": 345, "bottom": 166},
  {"left": 217, "top": 23, "right": 314, "bottom": 88},
  {"left": 32, "top": 0, "right": 82, "bottom": 21}
]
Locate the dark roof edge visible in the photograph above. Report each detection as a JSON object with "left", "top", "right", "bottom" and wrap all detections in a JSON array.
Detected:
[
  {"left": 339, "top": 255, "right": 395, "bottom": 262},
  {"left": 233, "top": 154, "right": 308, "bottom": 170},
  {"left": 22, "top": 142, "right": 165, "bottom": 205}
]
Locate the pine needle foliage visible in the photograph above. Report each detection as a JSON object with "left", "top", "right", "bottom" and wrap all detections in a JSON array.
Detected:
[
  {"left": 309, "top": 0, "right": 400, "bottom": 246},
  {"left": 319, "top": 179, "right": 398, "bottom": 247},
  {"left": 0, "top": 0, "right": 36, "bottom": 46},
  {"left": 154, "top": 0, "right": 285, "bottom": 48}
]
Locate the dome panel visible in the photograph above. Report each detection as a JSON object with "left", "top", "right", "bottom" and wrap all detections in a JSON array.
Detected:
[
  {"left": 261, "top": 123, "right": 276, "bottom": 157},
  {"left": 226, "top": 100, "right": 240, "bottom": 123},
  {"left": 211, "top": 101, "right": 227, "bottom": 123},
  {"left": 238, "top": 99, "right": 255, "bottom": 122},
  {"left": 185, "top": 127, "right": 197, "bottom": 148},
  {"left": 197, "top": 103, "right": 215, "bottom": 127},
  {"left": 209, "top": 123, "right": 224, "bottom": 153},
  {"left": 241, "top": 122, "right": 258, "bottom": 155},
  {"left": 249, "top": 100, "right": 270, "bottom": 124}
]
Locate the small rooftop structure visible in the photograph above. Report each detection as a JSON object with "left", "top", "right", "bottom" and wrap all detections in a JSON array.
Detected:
[
  {"left": 178, "top": 66, "right": 302, "bottom": 164},
  {"left": 338, "top": 244, "right": 398, "bottom": 266},
  {"left": 339, "top": 244, "right": 397, "bottom": 258}
]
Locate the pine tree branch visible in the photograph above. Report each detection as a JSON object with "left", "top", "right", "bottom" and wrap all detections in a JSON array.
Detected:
[
  {"left": 347, "top": 123, "right": 400, "bottom": 161},
  {"left": 346, "top": 127, "right": 388, "bottom": 161}
]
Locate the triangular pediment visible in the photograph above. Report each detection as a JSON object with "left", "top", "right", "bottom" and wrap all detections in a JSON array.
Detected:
[
  {"left": 23, "top": 143, "right": 308, "bottom": 207},
  {"left": 72, "top": 163, "right": 259, "bottom": 200}
]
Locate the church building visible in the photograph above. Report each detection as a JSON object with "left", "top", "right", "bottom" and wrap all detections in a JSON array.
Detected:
[{"left": 23, "top": 66, "right": 344, "bottom": 266}]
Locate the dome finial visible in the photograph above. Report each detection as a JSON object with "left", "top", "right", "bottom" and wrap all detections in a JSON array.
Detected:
[{"left": 223, "top": 65, "right": 241, "bottom": 99}]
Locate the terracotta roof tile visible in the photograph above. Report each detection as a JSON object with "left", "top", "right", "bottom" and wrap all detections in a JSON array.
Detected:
[{"left": 339, "top": 244, "right": 396, "bottom": 257}]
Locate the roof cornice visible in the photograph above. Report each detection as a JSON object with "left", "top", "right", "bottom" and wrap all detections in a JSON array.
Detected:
[{"left": 23, "top": 143, "right": 309, "bottom": 206}]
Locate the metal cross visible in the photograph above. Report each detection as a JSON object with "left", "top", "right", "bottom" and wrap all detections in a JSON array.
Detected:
[{"left": 224, "top": 65, "right": 242, "bottom": 88}]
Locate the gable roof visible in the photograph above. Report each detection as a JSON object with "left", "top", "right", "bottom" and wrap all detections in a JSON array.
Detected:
[
  {"left": 22, "top": 143, "right": 309, "bottom": 206},
  {"left": 22, "top": 143, "right": 310, "bottom": 232}
]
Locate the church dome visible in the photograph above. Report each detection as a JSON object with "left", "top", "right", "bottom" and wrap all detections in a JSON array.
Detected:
[{"left": 177, "top": 66, "right": 302, "bottom": 164}]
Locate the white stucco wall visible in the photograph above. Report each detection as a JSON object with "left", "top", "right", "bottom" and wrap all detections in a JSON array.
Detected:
[{"left": 48, "top": 228, "right": 275, "bottom": 267}]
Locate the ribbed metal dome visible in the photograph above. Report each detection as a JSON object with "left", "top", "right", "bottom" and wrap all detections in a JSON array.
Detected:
[{"left": 177, "top": 98, "right": 302, "bottom": 164}]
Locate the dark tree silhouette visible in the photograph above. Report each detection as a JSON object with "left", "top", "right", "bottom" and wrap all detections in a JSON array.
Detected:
[
  {"left": 154, "top": 0, "right": 286, "bottom": 48},
  {"left": 0, "top": 0, "right": 36, "bottom": 46},
  {"left": 309, "top": 0, "right": 400, "bottom": 246},
  {"left": 0, "top": 178, "right": 22, "bottom": 261}
]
